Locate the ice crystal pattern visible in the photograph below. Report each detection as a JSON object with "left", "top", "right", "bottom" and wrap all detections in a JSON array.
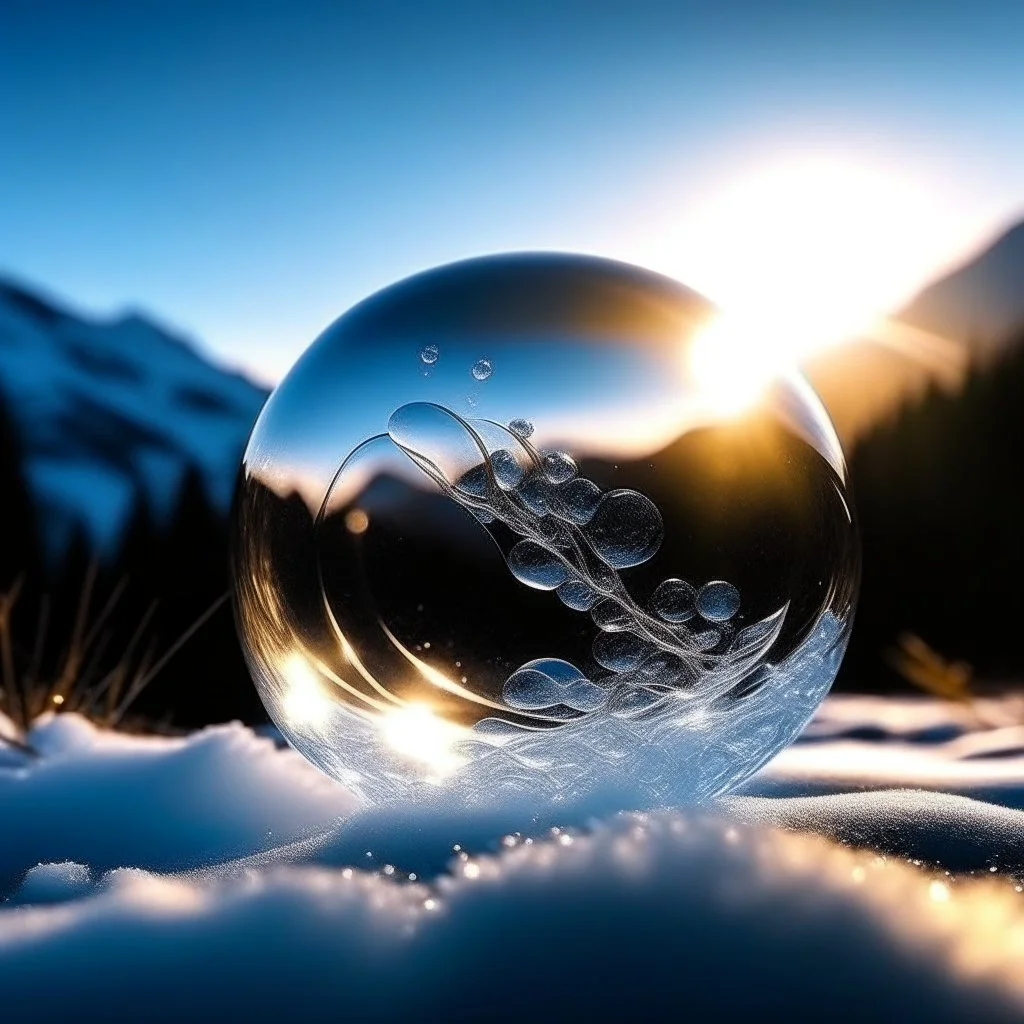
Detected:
[{"left": 386, "top": 401, "right": 789, "bottom": 735}]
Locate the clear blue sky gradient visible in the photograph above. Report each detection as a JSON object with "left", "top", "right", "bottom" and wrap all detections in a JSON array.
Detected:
[{"left": 2, "top": 1, "right": 1023, "bottom": 380}]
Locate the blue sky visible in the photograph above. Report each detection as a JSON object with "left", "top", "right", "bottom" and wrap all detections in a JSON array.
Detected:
[{"left": 2, "top": 1, "right": 1022, "bottom": 381}]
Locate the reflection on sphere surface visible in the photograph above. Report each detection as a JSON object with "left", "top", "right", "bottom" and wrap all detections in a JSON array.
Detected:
[{"left": 232, "top": 254, "right": 859, "bottom": 805}]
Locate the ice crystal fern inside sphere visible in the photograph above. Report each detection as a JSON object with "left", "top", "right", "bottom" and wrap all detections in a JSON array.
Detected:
[{"left": 233, "top": 254, "right": 859, "bottom": 805}]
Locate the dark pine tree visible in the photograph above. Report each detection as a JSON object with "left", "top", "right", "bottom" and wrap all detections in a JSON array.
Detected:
[
  {"left": 0, "top": 386, "right": 42, "bottom": 595},
  {"left": 839, "top": 330, "right": 1024, "bottom": 689},
  {"left": 125, "top": 467, "right": 264, "bottom": 726},
  {"left": 0, "top": 385, "right": 46, "bottom": 716}
]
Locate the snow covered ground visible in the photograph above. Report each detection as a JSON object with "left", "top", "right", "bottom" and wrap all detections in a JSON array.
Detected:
[{"left": 2, "top": 694, "right": 1024, "bottom": 1021}]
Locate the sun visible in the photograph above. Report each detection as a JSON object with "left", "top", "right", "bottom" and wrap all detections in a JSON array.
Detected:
[
  {"left": 687, "top": 311, "right": 794, "bottom": 415},
  {"left": 659, "top": 152, "right": 953, "bottom": 412}
]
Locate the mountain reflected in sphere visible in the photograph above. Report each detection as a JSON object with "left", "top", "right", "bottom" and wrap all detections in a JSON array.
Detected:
[{"left": 232, "top": 254, "right": 859, "bottom": 806}]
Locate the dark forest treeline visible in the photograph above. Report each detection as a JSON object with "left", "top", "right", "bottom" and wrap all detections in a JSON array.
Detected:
[
  {"left": 2, "top": 331, "right": 1024, "bottom": 728},
  {"left": 0, "top": 393, "right": 262, "bottom": 728},
  {"left": 839, "top": 329, "right": 1024, "bottom": 689}
]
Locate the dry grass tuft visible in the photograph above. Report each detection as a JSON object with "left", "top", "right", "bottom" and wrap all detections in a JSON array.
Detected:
[
  {"left": 0, "top": 565, "right": 227, "bottom": 752},
  {"left": 888, "top": 632, "right": 975, "bottom": 705}
]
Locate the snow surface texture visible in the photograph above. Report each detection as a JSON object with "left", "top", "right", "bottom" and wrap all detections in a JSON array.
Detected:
[
  {"left": 0, "top": 279, "right": 266, "bottom": 549},
  {"left": 2, "top": 696, "right": 1024, "bottom": 1021}
]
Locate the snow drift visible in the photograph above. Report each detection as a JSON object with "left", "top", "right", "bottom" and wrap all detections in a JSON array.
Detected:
[{"left": 2, "top": 696, "right": 1024, "bottom": 1020}]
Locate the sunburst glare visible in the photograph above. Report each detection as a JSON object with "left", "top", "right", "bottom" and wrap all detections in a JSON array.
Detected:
[
  {"left": 379, "top": 703, "right": 468, "bottom": 780},
  {"left": 664, "top": 153, "right": 963, "bottom": 410}
]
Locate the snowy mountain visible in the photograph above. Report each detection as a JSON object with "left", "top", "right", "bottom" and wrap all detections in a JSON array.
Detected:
[
  {"left": 899, "top": 218, "right": 1024, "bottom": 352},
  {"left": 0, "top": 278, "right": 268, "bottom": 550}
]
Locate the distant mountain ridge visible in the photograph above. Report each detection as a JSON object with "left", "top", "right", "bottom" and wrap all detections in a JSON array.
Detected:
[
  {"left": 804, "top": 217, "right": 1024, "bottom": 446},
  {"left": 898, "top": 219, "right": 1024, "bottom": 351},
  {"left": 0, "top": 277, "right": 268, "bottom": 550},
  {"left": 2, "top": 216, "right": 1022, "bottom": 549}
]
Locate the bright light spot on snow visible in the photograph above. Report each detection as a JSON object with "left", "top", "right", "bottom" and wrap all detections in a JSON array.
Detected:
[{"left": 930, "top": 881, "right": 951, "bottom": 903}]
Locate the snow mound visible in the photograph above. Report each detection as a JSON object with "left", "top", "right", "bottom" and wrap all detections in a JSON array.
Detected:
[
  {"left": 0, "top": 714, "right": 356, "bottom": 892},
  {"left": 4, "top": 701, "right": 1024, "bottom": 1020},
  {"left": 731, "top": 789, "right": 1024, "bottom": 872},
  {"left": 753, "top": 693, "right": 1024, "bottom": 808},
  {"left": 11, "top": 862, "right": 92, "bottom": 907},
  {"left": 1, "top": 812, "right": 1023, "bottom": 1021}
]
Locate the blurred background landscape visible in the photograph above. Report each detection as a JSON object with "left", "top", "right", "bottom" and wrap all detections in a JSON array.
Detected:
[{"left": 1, "top": 1, "right": 1022, "bottom": 729}]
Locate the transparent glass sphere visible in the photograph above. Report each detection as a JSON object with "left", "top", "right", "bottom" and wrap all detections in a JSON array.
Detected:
[{"left": 232, "top": 254, "right": 859, "bottom": 806}]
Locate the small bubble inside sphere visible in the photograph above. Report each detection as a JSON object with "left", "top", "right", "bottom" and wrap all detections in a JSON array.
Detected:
[{"left": 232, "top": 254, "right": 859, "bottom": 806}]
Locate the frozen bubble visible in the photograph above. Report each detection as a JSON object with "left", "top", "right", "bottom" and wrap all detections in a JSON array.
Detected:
[
  {"left": 721, "top": 664, "right": 774, "bottom": 704},
  {"left": 457, "top": 463, "right": 490, "bottom": 497},
  {"left": 690, "top": 628, "right": 723, "bottom": 651},
  {"left": 507, "top": 540, "right": 569, "bottom": 590},
  {"left": 584, "top": 489, "right": 664, "bottom": 569},
  {"left": 234, "top": 252, "right": 859, "bottom": 806},
  {"left": 508, "top": 418, "right": 534, "bottom": 439},
  {"left": 504, "top": 664, "right": 573, "bottom": 709},
  {"left": 731, "top": 606, "right": 786, "bottom": 657},
  {"left": 592, "top": 631, "right": 655, "bottom": 672},
  {"left": 504, "top": 658, "right": 605, "bottom": 712},
  {"left": 635, "top": 651, "right": 698, "bottom": 688},
  {"left": 697, "top": 581, "right": 741, "bottom": 622},
  {"left": 561, "top": 679, "right": 608, "bottom": 713},
  {"left": 517, "top": 470, "right": 554, "bottom": 515},
  {"left": 651, "top": 579, "right": 697, "bottom": 622},
  {"left": 556, "top": 580, "right": 599, "bottom": 611},
  {"left": 555, "top": 477, "right": 602, "bottom": 524},
  {"left": 389, "top": 402, "right": 490, "bottom": 494},
  {"left": 490, "top": 449, "right": 524, "bottom": 489},
  {"left": 542, "top": 451, "right": 577, "bottom": 484},
  {"left": 586, "top": 556, "right": 619, "bottom": 591},
  {"left": 606, "top": 686, "right": 666, "bottom": 718},
  {"left": 471, "top": 718, "right": 528, "bottom": 745}
]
